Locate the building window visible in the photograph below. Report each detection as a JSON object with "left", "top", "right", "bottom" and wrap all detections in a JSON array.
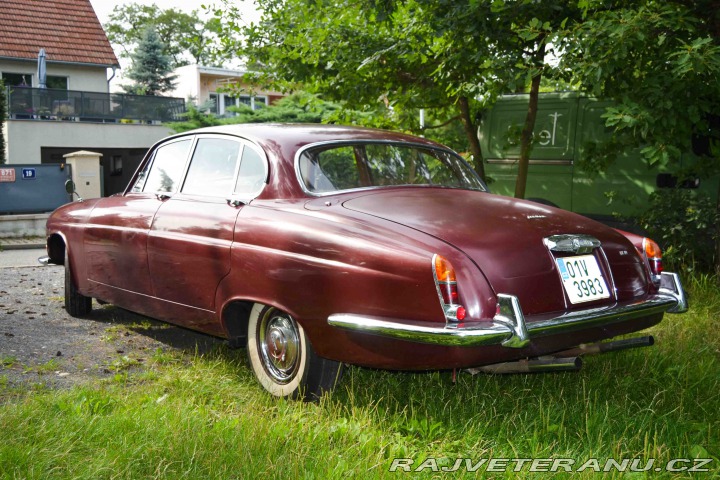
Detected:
[
  {"left": 208, "top": 93, "right": 218, "bottom": 114},
  {"left": 224, "top": 95, "right": 237, "bottom": 116},
  {"left": 111, "top": 155, "right": 123, "bottom": 176},
  {"left": 215, "top": 94, "right": 268, "bottom": 116},
  {"left": 46, "top": 76, "right": 68, "bottom": 90},
  {"left": 239, "top": 95, "right": 267, "bottom": 110},
  {"left": 2, "top": 72, "right": 31, "bottom": 87}
]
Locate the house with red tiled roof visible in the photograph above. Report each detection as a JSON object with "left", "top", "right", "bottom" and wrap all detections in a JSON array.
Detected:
[
  {"left": 0, "top": 0, "right": 119, "bottom": 73},
  {"left": 1, "top": 0, "right": 185, "bottom": 198}
]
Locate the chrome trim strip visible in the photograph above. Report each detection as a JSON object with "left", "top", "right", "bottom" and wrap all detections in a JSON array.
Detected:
[
  {"left": 328, "top": 276, "right": 687, "bottom": 348},
  {"left": 328, "top": 314, "right": 513, "bottom": 347},
  {"left": 659, "top": 271, "right": 688, "bottom": 313},
  {"left": 544, "top": 234, "right": 601, "bottom": 254},
  {"left": 494, "top": 294, "right": 529, "bottom": 348}
]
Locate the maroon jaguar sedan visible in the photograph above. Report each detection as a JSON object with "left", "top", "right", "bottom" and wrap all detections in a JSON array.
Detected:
[{"left": 41, "top": 124, "right": 687, "bottom": 399}]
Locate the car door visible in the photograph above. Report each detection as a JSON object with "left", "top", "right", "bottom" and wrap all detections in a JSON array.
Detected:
[
  {"left": 147, "top": 135, "right": 268, "bottom": 318},
  {"left": 84, "top": 137, "right": 194, "bottom": 297}
]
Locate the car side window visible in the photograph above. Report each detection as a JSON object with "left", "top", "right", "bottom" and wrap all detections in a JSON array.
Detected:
[
  {"left": 233, "top": 146, "right": 267, "bottom": 196},
  {"left": 133, "top": 139, "right": 192, "bottom": 193},
  {"left": 182, "top": 138, "right": 242, "bottom": 196},
  {"left": 299, "top": 146, "right": 359, "bottom": 192}
]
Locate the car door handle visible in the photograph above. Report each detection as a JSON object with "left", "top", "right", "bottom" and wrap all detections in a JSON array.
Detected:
[
  {"left": 226, "top": 199, "right": 245, "bottom": 207},
  {"left": 155, "top": 193, "right": 171, "bottom": 201}
]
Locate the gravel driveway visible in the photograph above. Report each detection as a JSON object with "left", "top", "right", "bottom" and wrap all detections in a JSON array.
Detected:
[{"left": 0, "top": 263, "right": 222, "bottom": 390}]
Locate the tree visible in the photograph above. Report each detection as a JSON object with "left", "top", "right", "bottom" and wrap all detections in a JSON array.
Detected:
[
  {"left": 123, "top": 27, "right": 178, "bottom": 96},
  {"left": 0, "top": 80, "right": 6, "bottom": 164},
  {"left": 219, "top": 0, "right": 581, "bottom": 186},
  {"left": 104, "top": 3, "right": 231, "bottom": 68},
  {"left": 564, "top": 2, "right": 720, "bottom": 175},
  {"left": 562, "top": 0, "right": 720, "bottom": 274}
]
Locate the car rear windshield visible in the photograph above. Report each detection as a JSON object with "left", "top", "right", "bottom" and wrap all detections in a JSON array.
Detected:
[{"left": 298, "top": 142, "right": 487, "bottom": 194}]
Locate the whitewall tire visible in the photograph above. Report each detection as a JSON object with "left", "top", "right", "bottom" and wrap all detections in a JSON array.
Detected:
[{"left": 246, "top": 303, "right": 342, "bottom": 401}]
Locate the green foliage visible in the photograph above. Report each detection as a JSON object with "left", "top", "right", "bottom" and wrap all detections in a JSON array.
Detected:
[
  {"left": 637, "top": 189, "right": 719, "bottom": 273},
  {"left": 563, "top": 2, "right": 720, "bottom": 178},
  {"left": 123, "top": 27, "right": 178, "bottom": 96},
  {"left": 169, "top": 92, "right": 341, "bottom": 132},
  {"left": 104, "top": 3, "right": 231, "bottom": 68},
  {"left": 0, "top": 79, "right": 5, "bottom": 164},
  {"left": 218, "top": 0, "right": 583, "bottom": 183}
]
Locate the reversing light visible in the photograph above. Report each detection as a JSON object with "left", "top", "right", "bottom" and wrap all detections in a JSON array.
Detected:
[
  {"left": 642, "top": 237, "right": 663, "bottom": 281},
  {"left": 432, "top": 254, "right": 465, "bottom": 322}
]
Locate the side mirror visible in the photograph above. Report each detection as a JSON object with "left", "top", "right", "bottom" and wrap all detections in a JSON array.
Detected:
[{"left": 65, "top": 179, "right": 83, "bottom": 202}]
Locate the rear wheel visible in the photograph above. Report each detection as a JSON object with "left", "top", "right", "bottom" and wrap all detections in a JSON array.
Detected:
[
  {"left": 64, "top": 250, "right": 91, "bottom": 317},
  {"left": 247, "top": 304, "right": 342, "bottom": 401}
]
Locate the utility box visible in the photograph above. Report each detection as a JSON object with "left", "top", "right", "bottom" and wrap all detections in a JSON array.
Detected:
[
  {"left": 0, "top": 164, "right": 72, "bottom": 214},
  {"left": 63, "top": 150, "right": 102, "bottom": 200}
]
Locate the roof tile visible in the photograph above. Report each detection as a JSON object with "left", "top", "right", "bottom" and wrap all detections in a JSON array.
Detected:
[{"left": 0, "top": 0, "right": 119, "bottom": 67}]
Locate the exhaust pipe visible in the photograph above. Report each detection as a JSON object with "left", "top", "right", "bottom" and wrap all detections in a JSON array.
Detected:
[
  {"left": 554, "top": 335, "right": 654, "bottom": 358},
  {"left": 466, "top": 356, "right": 582, "bottom": 375}
]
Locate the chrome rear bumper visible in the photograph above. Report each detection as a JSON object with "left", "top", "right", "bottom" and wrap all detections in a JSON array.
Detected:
[{"left": 328, "top": 272, "right": 687, "bottom": 349}]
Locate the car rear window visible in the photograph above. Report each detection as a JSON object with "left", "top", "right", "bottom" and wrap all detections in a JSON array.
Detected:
[{"left": 298, "top": 142, "right": 486, "bottom": 194}]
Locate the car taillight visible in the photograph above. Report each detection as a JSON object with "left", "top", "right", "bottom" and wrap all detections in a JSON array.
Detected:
[
  {"left": 432, "top": 254, "right": 466, "bottom": 322},
  {"left": 642, "top": 237, "right": 663, "bottom": 281}
]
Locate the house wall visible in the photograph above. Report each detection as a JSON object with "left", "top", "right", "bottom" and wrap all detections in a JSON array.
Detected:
[
  {"left": 169, "top": 65, "right": 285, "bottom": 108},
  {"left": 0, "top": 59, "right": 109, "bottom": 92},
  {"left": 173, "top": 64, "right": 200, "bottom": 101},
  {"left": 5, "top": 120, "right": 171, "bottom": 164}
]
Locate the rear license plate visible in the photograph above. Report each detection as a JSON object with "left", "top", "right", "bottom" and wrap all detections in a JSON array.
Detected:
[{"left": 555, "top": 255, "right": 610, "bottom": 304}]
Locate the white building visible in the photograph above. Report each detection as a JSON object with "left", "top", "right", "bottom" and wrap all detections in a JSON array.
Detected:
[
  {"left": 172, "top": 64, "right": 284, "bottom": 116},
  {"left": 0, "top": 0, "right": 183, "bottom": 195}
]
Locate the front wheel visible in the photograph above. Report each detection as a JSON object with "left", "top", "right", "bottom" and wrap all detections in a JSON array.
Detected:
[
  {"left": 64, "top": 250, "right": 91, "bottom": 317},
  {"left": 247, "top": 304, "right": 342, "bottom": 401}
]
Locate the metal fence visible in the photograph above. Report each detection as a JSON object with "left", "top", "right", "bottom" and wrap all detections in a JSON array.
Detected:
[{"left": 5, "top": 87, "right": 186, "bottom": 123}]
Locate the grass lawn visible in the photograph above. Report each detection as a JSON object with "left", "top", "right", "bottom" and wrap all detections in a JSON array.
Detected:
[{"left": 1, "top": 275, "right": 718, "bottom": 479}]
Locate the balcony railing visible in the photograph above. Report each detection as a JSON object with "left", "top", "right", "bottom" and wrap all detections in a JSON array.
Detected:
[{"left": 5, "top": 86, "right": 186, "bottom": 123}]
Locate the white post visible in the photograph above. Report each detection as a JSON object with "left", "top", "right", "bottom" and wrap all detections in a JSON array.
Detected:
[{"left": 63, "top": 150, "right": 103, "bottom": 199}]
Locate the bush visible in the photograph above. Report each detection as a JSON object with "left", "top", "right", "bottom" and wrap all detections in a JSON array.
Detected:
[{"left": 637, "top": 188, "right": 718, "bottom": 273}]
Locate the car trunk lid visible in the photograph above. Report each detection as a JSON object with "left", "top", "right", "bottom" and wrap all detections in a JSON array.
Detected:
[{"left": 342, "top": 188, "right": 648, "bottom": 315}]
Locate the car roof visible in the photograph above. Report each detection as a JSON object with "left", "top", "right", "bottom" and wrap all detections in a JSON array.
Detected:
[
  {"left": 162, "top": 123, "right": 452, "bottom": 201},
  {"left": 189, "top": 123, "right": 444, "bottom": 149},
  {"left": 169, "top": 123, "right": 447, "bottom": 200}
]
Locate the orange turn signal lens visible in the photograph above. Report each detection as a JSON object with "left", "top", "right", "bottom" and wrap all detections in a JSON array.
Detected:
[
  {"left": 434, "top": 255, "right": 457, "bottom": 283},
  {"left": 643, "top": 238, "right": 662, "bottom": 260},
  {"left": 642, "top": 237, "right": 664, "bottom": 276}
]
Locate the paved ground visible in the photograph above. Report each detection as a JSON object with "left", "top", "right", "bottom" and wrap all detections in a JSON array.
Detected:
[
  {"left": 0, "top": 236, "right": 45, "bottom": 250},
  {"left": 0, "top": 261, "right": 223, "bottom": 391},
  {"left": 0, "top": 248, "right": 47, "bottom": 268}
]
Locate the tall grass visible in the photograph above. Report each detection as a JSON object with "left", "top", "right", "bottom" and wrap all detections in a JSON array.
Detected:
[{"left": 1, "top": 275, "right": 718, "bottom": 479}]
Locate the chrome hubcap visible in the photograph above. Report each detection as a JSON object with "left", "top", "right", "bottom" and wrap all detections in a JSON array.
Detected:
[{"left": 258, "top": 309, "right": 300, "bottom": 384}]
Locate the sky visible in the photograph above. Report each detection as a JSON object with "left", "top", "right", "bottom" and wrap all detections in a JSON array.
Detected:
[
  {"left": 88, "top": 0, "right": 259, "bottom": 89},
  {"left": 89, "top": 0, "right": 215, "bottom": 24}
]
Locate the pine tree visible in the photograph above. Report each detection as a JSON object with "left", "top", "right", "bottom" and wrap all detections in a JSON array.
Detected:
[{"left": 123, "top": 27, "right": 177, "bottom": 96}]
